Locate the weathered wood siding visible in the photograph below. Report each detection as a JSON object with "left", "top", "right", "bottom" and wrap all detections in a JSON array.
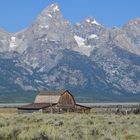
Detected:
[
  {"left": 58, "top": 91, "right": 75, "bottom": 106},
  {"left": 43, "top": 104, "right": 75, "bottom": 113}
]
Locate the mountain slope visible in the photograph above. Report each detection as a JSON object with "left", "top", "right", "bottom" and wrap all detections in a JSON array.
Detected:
[{"left": 0, "top": 3, "right": 140, "bottom": 100}]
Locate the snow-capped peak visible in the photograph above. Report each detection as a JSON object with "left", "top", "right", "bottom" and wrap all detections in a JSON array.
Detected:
[
  {"left": 86, "top": 18, "right": 101, "bottom": 26},
  {"left": 33, "top": 3, "right": 64, "bottom": 31},
  {"left": 50, "top": 4, "right": 60, "bottom": 12},
  {"left": 38, "top": 3, "right": 61, "bottom": 19},
  {"left": 91, "top": 19, "right": 100, "bottom": 25}
]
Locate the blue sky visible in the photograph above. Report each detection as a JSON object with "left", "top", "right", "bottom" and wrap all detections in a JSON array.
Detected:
[{"left": 0, "top": 0, "right": 140, "bottom": 32}]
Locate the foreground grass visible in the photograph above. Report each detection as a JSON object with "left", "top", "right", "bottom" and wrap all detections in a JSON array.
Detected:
[{"left": 0, "top": 109, "right": 139, "bottom": 140}]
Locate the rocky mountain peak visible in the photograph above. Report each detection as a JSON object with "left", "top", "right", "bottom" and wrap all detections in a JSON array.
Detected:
[
  {"left": 125, "top": 18, "right": 140, "bottom": 27},
  {"left": 85, "top": 18, "right": 101, "bottom": 26},
  {"left": 75, "top": 17, "right": 102, "bottom": 28},
  {"left": 47, "top": 3, "right": 60, "bottom": 13},
  {"left": 30, "top": 3, "right": 69, "bottom": 35},
  {"left": 35, "top": 3, "right": 62, "bottom": 23}
]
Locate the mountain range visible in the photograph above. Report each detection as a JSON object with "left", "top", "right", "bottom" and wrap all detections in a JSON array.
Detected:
[{"left": 0, "top": 4, "right": 140, "bottom": 101}]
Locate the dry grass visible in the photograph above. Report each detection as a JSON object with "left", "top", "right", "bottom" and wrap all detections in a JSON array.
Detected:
[
  {"left": 0, "top": 108, "right": 17, "bottom": 113},
  {"left": 0, "top": 108, "right": 139, "bottom": 140}
]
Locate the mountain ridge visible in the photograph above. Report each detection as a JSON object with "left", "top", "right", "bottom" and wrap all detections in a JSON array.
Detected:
[{"left": 0, "top": 3, "right": 140, "bottom": 100}]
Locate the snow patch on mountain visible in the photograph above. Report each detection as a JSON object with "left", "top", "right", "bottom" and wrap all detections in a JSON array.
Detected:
[
  {"left": 74, "top": 35, "right": 95, "bottom": 56},
  {"left": 47, "top": 14, "right": 52, "bottom": 18},
  {"left": 86, "top": 19, "right": 91, "bottom": 23},
  {"left": 74, "top": 35, "right": 85, "bottom": 47},
  {"left": 9, "top": 36, "right": 17, "bottom": 48},
  {"left": 88, "top": 34, "right": 98, "bottom": 39},
  {"left": 76, "top": 23, "right": 80, "bottom": 26},
  {"left": 39, "top": 25, "right": 49, "bottom": 29}
]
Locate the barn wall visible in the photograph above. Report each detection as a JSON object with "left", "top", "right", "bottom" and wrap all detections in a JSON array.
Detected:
[
  {"left": 43, "top": 105, "right": 58, "bottom": 113},
  {"left": 58, "top": 91, "right": 75, "bottom": 106},
  {"left": 43, "top": 104, "right": 75, "bottom": 113},
  {"left": 43, "top": 104, "right": 90, "bottom": 113}
]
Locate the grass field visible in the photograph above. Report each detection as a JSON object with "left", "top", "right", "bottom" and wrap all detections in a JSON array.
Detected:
[{"left": 0, "top": 108, "right": 139, "bottom": 140}]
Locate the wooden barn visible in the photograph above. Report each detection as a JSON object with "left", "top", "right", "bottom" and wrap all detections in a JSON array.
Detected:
[{"left": 18, "top": 90, "right": 90, "bottom": 113}]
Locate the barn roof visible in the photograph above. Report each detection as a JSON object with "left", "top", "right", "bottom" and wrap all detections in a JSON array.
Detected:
[
  {"left": 38, "top": 90, "right": 66, "bottom": 96},
  {"left": 18, "top": 103, "right": 56, "bottom": 110},
  {"left": 34, "top": 90, "right": 70, "bottom": 104},
  {"left": 76, "top": 104, "right": 91, "bottom": 109}
]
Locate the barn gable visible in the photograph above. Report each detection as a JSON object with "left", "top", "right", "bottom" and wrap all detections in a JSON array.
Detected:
[{"left": 58, "top": 90, "right": 76, "bottom": 105}]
